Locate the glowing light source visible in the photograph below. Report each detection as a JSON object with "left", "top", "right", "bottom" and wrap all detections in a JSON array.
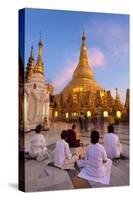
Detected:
[
  {"left": 65, "top": 112, "right": 69, "bottom": 118},
  {"left": 103, "top": 111, "right": 108, "bottom": 118},
  {"left": 80, "top": 87, "right": 83, "bottom": 91},
  {"left": 73, "top": 112, "right": 76, "bottom": 116},
  {"left": 87, "top": 111, "right": 91, "bottom": 117},
  {"left": 54, "top": 111, "right": 58, "bottom": 117},
  {"left": 100, "top": 90, "right": 104, "bottom": 98},
  {"left": 116, "top": 111, "right": 121, "bottom": 119}
]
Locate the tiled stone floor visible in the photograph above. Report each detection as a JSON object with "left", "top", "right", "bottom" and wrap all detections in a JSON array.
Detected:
[{"left": 24, "top": 122, "right": 129, "bottom": 192}]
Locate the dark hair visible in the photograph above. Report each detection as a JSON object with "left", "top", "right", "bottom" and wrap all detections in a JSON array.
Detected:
[
  {"left": 72, "top": 124, "right": 76, "bottom": 130},
  {"left": 61, "top": 130, "right": 68, "bottom": 140},
  {"left": 35, "top": 124, "right": 42, "bottom": 133},
  {"left": 108, "top": 124, "right": 114, "bottom": 133},
  {"left": 91, "top": 130, "right": 99, "bottom": 144}
]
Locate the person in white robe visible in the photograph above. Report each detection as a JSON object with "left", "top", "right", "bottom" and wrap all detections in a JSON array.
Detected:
[
  {"left": 77, "top": 130, "right": 112, "bottom": 185},
  {"left": 54, "top": 130, "right": 78, "bottom": 169},
  {"left": 29, "top": 124, "right": 49, "bottom": 161},
  {"left": 103, "top": 124, "right": 122, "bottom": 159}
]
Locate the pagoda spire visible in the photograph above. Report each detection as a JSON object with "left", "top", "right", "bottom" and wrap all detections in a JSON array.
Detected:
[
  {"left": 25, "top": 45, "right": 35, "bottom": 82},
  {"left": 35, "top": 37, "right": 44, "bottom": 75},
  {"left": 114, "top": 88, "right": 122, "bottom": 110},
  {"left": 115, "top": 88, "right": 121, "bottom": 102},
  {"left": 73, "top": 32, "right": 93, "bottom": 80},
  {"left": 60, "top": 32, "right": 102, "bottom": 94},
  {"left": 78, "top": 32, "right": 91, "bottom": 68}
]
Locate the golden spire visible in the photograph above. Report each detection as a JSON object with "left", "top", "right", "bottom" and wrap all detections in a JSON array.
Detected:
[
  {"left": 61, "top": 32, "right": 102, "bottom": 94},
  {"left": 35, "top": 37, "right": 44, "bottom": 75},
  {"left": 73, "top": 32, "right": 93, "bottom": 79},
  {"left": 115, "top": 88, "right": 120, "bottom": 101},
  {"left": 114, "top": 88, "right": 122, "bottom": 109},
  {"left": 26, "top": 45, "right": 35, "bottom": 82}
]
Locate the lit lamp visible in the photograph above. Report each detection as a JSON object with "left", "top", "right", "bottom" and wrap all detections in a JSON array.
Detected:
[
  {"left": 54, "top": 111, "right": 58, "bottom": 118},
  {"left": 65, "top": 112, "right": 69, "bottom": 118},
  {"left": 116, "top": 111, "right": 121, "bottom": 119},
  {"left": 87, "top": 111, "right": 91, "bottom": 117},
  {"left": 80, "top": 87, "right": 83, "bottom": 92},
  {"left": 103, "top": 111, "right": 108, "bottom": 118},
  {"left": 74, "top": 112, "right": 76, "bottom": 116}
]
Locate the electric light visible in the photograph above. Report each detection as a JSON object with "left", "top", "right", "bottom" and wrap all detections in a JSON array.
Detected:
[
  {"left": 116, "top": 111, "right": 121, "bottom": 119},
  {"left": 87, "top": 111, "right": 91, "bottom": 117},
  {"left": 103, "top": 111, "right": 108, "bottom": 118},
  {"left": 54, "top": 111, "right": 58, "bottom": 117}
]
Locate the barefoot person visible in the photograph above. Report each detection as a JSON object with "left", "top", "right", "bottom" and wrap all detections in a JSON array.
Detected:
[
  {"left": 77, "top": 130, "right": 112, "bottom": 184},
  {"left": 29, "top": 124, "right": 48, "bottom": 161},
  {"left": 103, "top": 124, "right": 122, "bottom": 159},
  {"left": 54, "top": 130, "right": 78, "bottom": 169}
]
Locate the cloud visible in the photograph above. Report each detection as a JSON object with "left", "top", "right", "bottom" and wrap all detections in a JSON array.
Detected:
[
  {"left": 53, "top": 59, "right": 77, "bottom": 90},
  {"left": 86, "top": 18, "right": 129, "bottom": 66},
  {"left": 89, "top": 48, "right": 106, "bottom": 69}
]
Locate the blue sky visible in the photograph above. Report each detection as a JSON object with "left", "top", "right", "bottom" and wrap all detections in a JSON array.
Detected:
[{"left": 22, "top": 8, "right": 129, "bottom": 103}]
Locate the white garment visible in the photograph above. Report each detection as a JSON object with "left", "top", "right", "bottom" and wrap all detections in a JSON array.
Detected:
[
  {"left": 29, "top": 134, "right": 48, "bottom": 159},
  {"left": 54, "top": 139, "right": 78, "bottom": 169},
  {"left": 77, "top": 143, "right": 112, "bottom": 184},
  {"left": 104, "top": 133, "right": 121, "bottom": 159}
]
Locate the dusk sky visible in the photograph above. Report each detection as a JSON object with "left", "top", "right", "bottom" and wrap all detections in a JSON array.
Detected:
[{"left": 23, "top": 8, "right": 129, "bottom": 103}]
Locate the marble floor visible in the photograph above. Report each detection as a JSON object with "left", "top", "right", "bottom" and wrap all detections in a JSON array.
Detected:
[{"left": 24, "top": 122, "right": 129, "bottom": 192}]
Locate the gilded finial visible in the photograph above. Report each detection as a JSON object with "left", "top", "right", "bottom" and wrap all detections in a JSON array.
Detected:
[
  {"left": 39, "top": 31, "right": 43, "bottom": 47},
  {"left": 35, "top": 36, "right": 44, "bottom": 75},
  {"left": 82, "top": 31, "right": 86, "bottom": 41},
  {"left": 30, "top": 45, "right": 34, "bottom": 58}
]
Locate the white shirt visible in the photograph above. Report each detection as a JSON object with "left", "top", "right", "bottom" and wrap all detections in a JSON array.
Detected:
[
  {"left": 104, "top": 133, "right": 121, "bottom": 158},
  {"left": 30, "top": 134, "right": 46, "bottom": 147},
  {"left": 84, "top": 143, "right": 108, "bottom": 177},
  {"left": 54, "top": 139, "right": 72, "bottom": 168},
  {"left": 30, "top": 134, "right": 46, "bottom": 156}
]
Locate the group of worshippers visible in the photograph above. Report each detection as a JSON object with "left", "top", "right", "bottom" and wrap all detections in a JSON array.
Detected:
[{"left": 29, "top": 123, "right": 122, "bottom": 185}]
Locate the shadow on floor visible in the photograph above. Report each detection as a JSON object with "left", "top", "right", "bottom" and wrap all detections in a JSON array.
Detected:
[{"left": 8, "top": 183, "right": 18, "bottom": 190}]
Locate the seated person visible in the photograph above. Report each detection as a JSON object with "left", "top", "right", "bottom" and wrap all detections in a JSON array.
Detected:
[
  {"left": 66, "top": 124, "right": 80, "bottom": 147},
  {"left": 54, "top": 130, "right": 78, "bottom": 169},
  {"left": 103, "top": 124, "right": 122, "bottom": 159},
  {"left": 29, "top": 124, "right": 49, "bottom": 161},
  {"left": 76, "top": 130, "right": 112, "bottom": 184}
]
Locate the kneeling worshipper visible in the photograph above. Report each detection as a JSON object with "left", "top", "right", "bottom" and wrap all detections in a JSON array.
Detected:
[
  {"left": 29, "top": 124, "right": 49, "bottom": 161},
  {"left": 54, "top": 130, "right": 78, "bottom": 169},
  {"left": 103, "top": 124, "right": 122, "bottom": 159},
  {"left": 66, "top": 124, "right": 80, "bottom": 147},
  {"left": 76, "top": 130, "right": 112, "bottom": 185}
]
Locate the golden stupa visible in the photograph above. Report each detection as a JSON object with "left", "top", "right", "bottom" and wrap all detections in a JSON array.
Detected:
[{"left": 61, "top": 32, "right": 102, "bottom": 94}]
